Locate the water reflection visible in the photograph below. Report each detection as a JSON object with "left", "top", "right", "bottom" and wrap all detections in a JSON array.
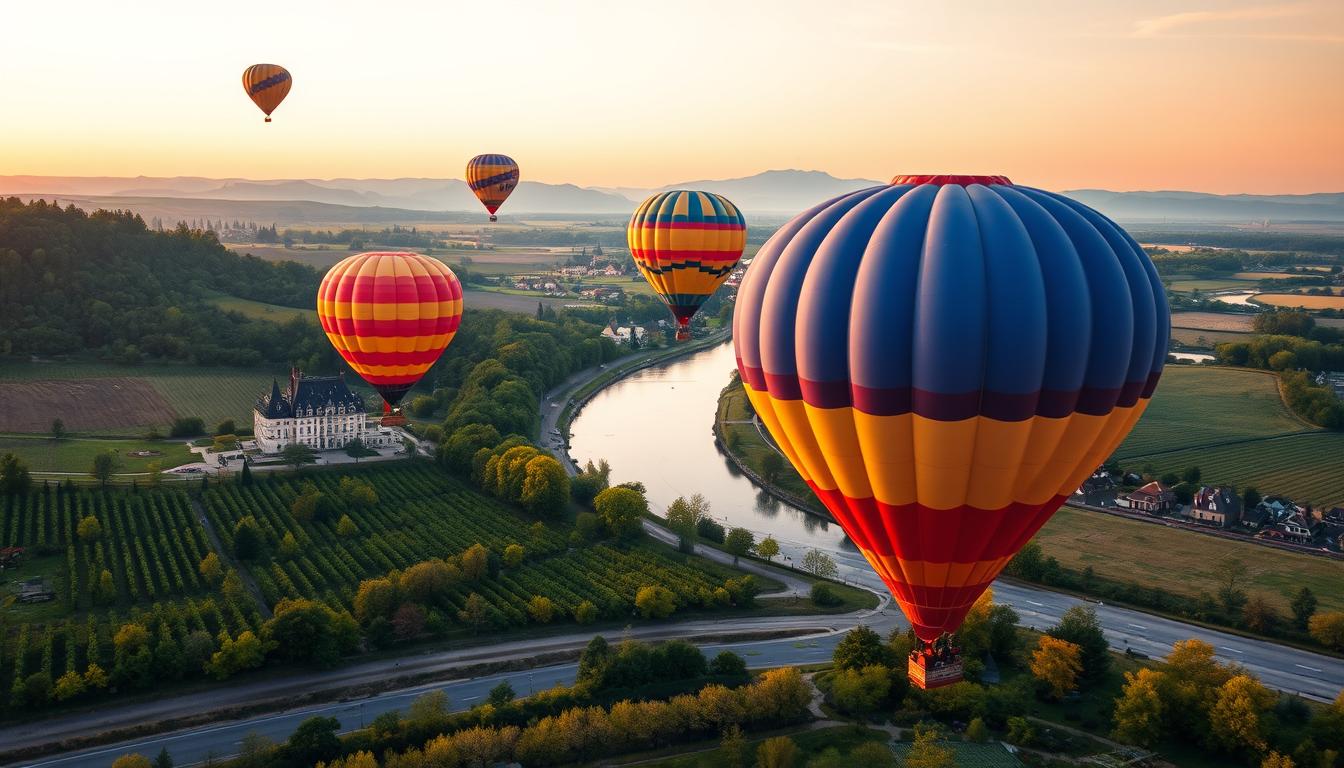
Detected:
[{"left": 568, "top": 341, "right": 848, "bottom": 548}]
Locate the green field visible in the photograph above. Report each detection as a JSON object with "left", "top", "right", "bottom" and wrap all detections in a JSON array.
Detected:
[
  {"left": 0, "top": 362, "right": 287, "bottom": 435},
  {"left": 1036, "top": 506, "right": 1344, "bottom": 613},
  {"left": 0, "top": 435, "right": 196, "bottom": 473},
  {"left": 1115, "top": 366, "right": 1307, "bottom": 457},
  {"left": 207, "top": 293, "right": 316, "bottom": 323},
  {"left": 1166, "top": 278, "right": 1255, "bottom": 293},
  {"left": 1169, "top": 327, "right": 1250, "bottom": 348}
]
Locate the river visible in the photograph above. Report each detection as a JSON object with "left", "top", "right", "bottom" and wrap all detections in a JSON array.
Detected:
[{"left": 567, "top": 341, "right": 855, "bottom": 561}]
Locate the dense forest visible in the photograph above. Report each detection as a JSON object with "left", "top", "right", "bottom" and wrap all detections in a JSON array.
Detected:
[
  {"left": 1133, "top": 230, "right": 1344, "bottom": 255},
  {"left": 0, "top": 198, "right": 329, "bottom": 368}
]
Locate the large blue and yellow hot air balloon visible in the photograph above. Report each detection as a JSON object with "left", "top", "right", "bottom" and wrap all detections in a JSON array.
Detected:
[
  {"left": 733, "top": 174, "right": 1167, "bottom": 686},
  {"left": 466, "top": 154, "right": 519, "bottom": 222},
  {"left": 628, "top": 190, "right": 746, "bottom": 341}
]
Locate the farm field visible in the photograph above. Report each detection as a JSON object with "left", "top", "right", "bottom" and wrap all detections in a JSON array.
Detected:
[
  {"left": 463, "top": 287, "right": 591, "bottom": 314},
  {"left": 1034, "top": 506, "right": 1344, "bottom": 614},
  {"left": 1232, "top": 271, "right": 1303, "bottom": 280},
  {"left": 1169, "top": 311, "right": 1256, "bottom": 332},
  {"left": 1165, "top": 278, "right": 1252, "bottom": 293},
  {"left": 1115, "top": 366, "right": 1307, "bottom": 458},
  {"left": 1169, "top": 327, "right": 1249, "bottom": 348},
  {"left": 0, "top": 362, "right": 279, "bottom": 434},
  {"left": 0, "top": 435, "right": 196, "bottom": 473},
  {"left": 207, "top": 293, "right": 316, "bottom": 323},
  {"left": 1116, "top": 431, "right": 1344, "bottom": 510},
  {"left": 1252, "top": 292, "right": 1344, "bottom": 310}
]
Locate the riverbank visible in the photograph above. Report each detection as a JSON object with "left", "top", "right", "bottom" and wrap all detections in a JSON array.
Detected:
[{"left": 712, "top": 379, "right": 829, "bottom": 518}]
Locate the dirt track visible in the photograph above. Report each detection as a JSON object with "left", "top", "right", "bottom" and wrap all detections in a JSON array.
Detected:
[{"left": 0, "top": 377, "right": 176, "bottom": 431}]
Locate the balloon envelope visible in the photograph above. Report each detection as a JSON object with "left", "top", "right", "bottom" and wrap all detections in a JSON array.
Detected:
[
  {"left": 242, "top": 64, "right": 292, "bottom": 122},
  {"left": 628, "top": 190, "right": 746, "bottom": 339},
  {"left": 732, "top": 175, "right": 1168, "bottom": 641},
  {"left": 316, "top": 252, "right": 463, "bottom": 408},
  {"left": 466, "top": 154, "right": 519, "bottom": 221}
]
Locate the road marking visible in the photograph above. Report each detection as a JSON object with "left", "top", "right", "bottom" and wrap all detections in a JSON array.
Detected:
[
  {"left": 1296, "top": 664, "right": 1323, "bottom": 673},
  {"left": 464, "top": 695, "right": 479, "bottom": 701},
  {"left": 1220, "top": 646, "right": 1244, "bottom": 654},
  {"left": 1025, "top": 600, "right": 1044, "bottom": 607},
  {"left": 1128, "top": 623, "right": 1147, "bottom": 630}
]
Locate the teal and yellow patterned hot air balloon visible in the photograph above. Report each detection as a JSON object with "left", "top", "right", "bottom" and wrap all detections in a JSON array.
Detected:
[
  {"left": 466, "top": 154, "right": 519, "bottom": 222},
  {"left": 628, "top": 190, "right": 746, "bottom": 341}
]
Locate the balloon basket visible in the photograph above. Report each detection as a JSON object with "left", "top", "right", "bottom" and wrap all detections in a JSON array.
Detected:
[
  {"left": 908, "top": 641, "right": 963, "bottom": 690},
  {"left": 380, "top": 414, "right": 407, "bottom": 427},
  {"left": 675, "top": 326, "right": 691, "bottom": 342},
  {"left": 489, "top": 215, "right": 498, "bottom": 223}
]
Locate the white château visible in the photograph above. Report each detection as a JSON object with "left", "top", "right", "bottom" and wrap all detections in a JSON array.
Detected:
[{"left": 253, "top": 368, "right": 395, "bottom": 454}]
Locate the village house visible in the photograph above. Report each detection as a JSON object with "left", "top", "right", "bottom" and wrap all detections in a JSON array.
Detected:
[
  {"left": 1278, "top": 511, "right": 1317, "bottom": 544},
  {"left": 254, "top": 368, "right": 395, "bottom": 454},
  {"left": 1117, "top": 481, "right": 1177, "bottom": 515},
  {"left": 601, "top": 323, "right": 646, "bottom": 345},
  {"left": 1189, "top": 486, "right": 1242, "bottom": 528}
]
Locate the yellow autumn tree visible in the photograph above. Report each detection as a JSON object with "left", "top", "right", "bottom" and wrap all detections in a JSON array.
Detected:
[
  {"left": 1209, "top": 674, "right": 1276, "bottom": 754},
  {"left": 1030, "top": 635, "right": 1082, "bottom": 700},
  {"left": 1111, "top": 668, "right": 1166, "bottom": 746}
]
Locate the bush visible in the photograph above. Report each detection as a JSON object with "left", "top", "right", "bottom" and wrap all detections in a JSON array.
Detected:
[
  {"left": 811, "top": 583, "right": 843, "bottom": 607},
  {"left": 170, "top": 417, "right": 205, "bottom": 437}
]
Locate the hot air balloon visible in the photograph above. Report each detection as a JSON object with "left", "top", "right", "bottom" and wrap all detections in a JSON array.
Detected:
[
  {"left": 242, "top": 64, "right": 292, "bottom": 122},
  {"left": 628, "top": 190, "right": 746, "bottom": 341},
  {"left": 732, "top": 175, "right": 1168, "bottom": 688},
  {"left": 466, "top": 154, "right": 519, "bottom": 222},
  {"left": 316, "top": 252, "right": 463, "bottom": 425}
]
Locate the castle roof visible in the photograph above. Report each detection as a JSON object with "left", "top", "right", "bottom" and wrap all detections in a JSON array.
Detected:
[{"left": 256, "top": 369, "right": 364, "bottom": 419}]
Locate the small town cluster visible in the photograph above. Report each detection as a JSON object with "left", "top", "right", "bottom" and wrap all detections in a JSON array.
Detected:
[{"left": 1081, "top": 470, "right": 1344, "bottom": 552}]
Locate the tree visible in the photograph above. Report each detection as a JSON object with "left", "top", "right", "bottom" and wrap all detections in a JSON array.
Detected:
[
  {"left": 338, "top": 476, "right": 378, "bottom": 510},
  {"left": 278, "top": 531, "right": 300, "bottom": 560},
  {"left": 906, "top": 724, "right": 954, "bottom": 768},
  {"left": 51, "top": 418, "right": 66, "bottom": 440},
  {"left": 1242, "top": 594, "right": 1280, "bottom": 633},
  {"left": 719, "top": 725, "right": 747, "bottom": 768},
  {"left": 578, "top": 635, "right": 613, "bottom": 684},
  {"left": 1215, "top": 557, "right": 1249, "bottom": 618},
  {"left": 594, "top": 486, "right": 647, "bottom": 539},
  {"left": 96, "top": 569, "right": 116, "bottom": 604},
  {"left": 392, "top": 603, "right": 426, "bottom": 639},
  {"left": 1261, "top": 753, "right": 1296, "bottom": 768},
  {"left": 153, "top": 748, "right": 173, "bottom": 768},
  {"left": 336, "top": 514, "right": 357, "bottom": 537},
  {"left": 283, "top": 716, "right": 342, "bottom": 767},
  {"left": 801, "top": 548, "right": 838, "bottom": 578},
  {"left": 1292, "top": 587, "right": 1319, "bottom": 631},
  {"left": 957, "top": 588, "right": 1020, "bottom": 661},
  {"left": 216, "top": 419, "right": 236, "bottom": 436},
  {"left": 667, "top": 494, "right": 709, "bottom": 551},
  {"left": 1047, "top": 605, "right": 1109, "bottom": 683},
  {"left": 635, "top": 585, "right": 676, "bottom": 618},
  {"left": 834, "top": 625, "right": 891, "bottom": 670},
  {"left": 261, "top": 598, "right": 359, "bottom": 668},
  {"left": 91, "top": 450, "right": 120, "bottom": 488},
  {"left": 724, "top": 527, "right": 754, "bottom": 564},
  {"left": 965, "top": 717, "right": 990, "bottom": 743},
  {"left": 1309, "top": 612, "right": 1344, "bottom": 650},
  {"left": 53, "top": 670, "right": 86, "bottom": 701},
  {"left": 111, "top": 756, "right": 152, "bottom": 768},
  {"left": 761, "top": 451, "right": 785, "bottom": 483},
  {"left": 1209, "top": 674, "right": 1276, "bottom": 754},
  {"left": 1030, "top": 636, "right": 1083, "bottom": 700},
  {"left": 207, "top": 630, "right": 265, "bottom": 679},
  {"left": 461, "top": 543, "right": 489, "bottom": 580},
  {"left": 502, "top": 543, "right": 525, "bottom": 567},
  {"left": 830, "top": 664, "right": 890, "bottom": 716},
  {"left": 1112, "top": 668, "right": 1165, "bottom": 747},
  {"left": 1183, "top": 466, "right": 1202, "bottom": 484},
  {"left": 281, "top": 443, "right": 316, "bottom": 470},
  {"left": 527, "top": 595, "right": 555, "bottom": 623},
  {"left": 406, "top": 690, "right": 450, "bottom": 730},
  {"left": 354, "top": 577, "right": 400, "bottom": 623},
  {"left": 232, "top": 516, "right": 264, "bottom": 560},
  {"left": 756, "top": 535, "right": 780, "bottom": 562},
  {"left": 77, "top": 515, "right": 103, "bottom": 542},
  {"left": 458, "top": 593, "right": 490, "bottom": 633},
  {"left": 0, "top": 452, "right": 32, "bottom": 495},
  {"left": 488, "top": 681, "right": 515, "bottom": 707},
  {"left": 710, "top": 650, "right": 747, "bottom": 677},
  {"left": 1243, "top": 486, "right": 1262, "bottom": 509},
  {"left": 574, "top": 600, "right": 597, "bottom": 625},
  {"left": 521, "top": 455, "right": 569, "bottom": 517},
  {"left": 849, "top": 742, "right": 896, "bottom": 768},
  {"left": 755, "top": 736, "right": 799, "bottom": 768}
]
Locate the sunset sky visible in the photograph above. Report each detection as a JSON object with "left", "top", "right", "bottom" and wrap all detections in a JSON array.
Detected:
[{"left": 4, "top": 0, "right": 1342, "bottom": 193}]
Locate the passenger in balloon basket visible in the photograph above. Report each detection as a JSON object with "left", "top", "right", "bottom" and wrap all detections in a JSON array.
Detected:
[{"left": 908, "top": 634, "right": 964, "bottom": 689}]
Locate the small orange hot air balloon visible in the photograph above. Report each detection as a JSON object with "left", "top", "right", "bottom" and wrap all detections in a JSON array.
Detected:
[
  {"left": 316, "top": 252, "right": 463, "bottom": 425},
  {"left": 242, "top": 64, "right": 292, "bottom": 122},
  {"left": 466, "top": 154, "right": 519, "bottom": 222}
]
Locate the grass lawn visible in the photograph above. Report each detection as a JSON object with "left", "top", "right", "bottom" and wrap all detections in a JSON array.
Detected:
[
  {"left": 716, "top": 384, "right": 825, "bottom": 515},
  {"left": 0, "top": 434, "right": 197, "bottom": 473},
  {"left": 1115, "top": 366, "right": 1307, "bottom": 457},
  {"left": 0, "top": 553, "right": 69, "bottom": 624},
  {"left": 636, "top": 724, "right": 889, "bottom": 767},
  {"left": 1035, "top": 506, "right": 1344, "bottom": 614},
  {"left": 207, "top": 293, "right": 316, "bottom": 323}
]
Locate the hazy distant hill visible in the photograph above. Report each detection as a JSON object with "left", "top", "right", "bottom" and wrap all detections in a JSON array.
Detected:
[{"left": 4, "top": 172, "right": 1341, "bottom": 223}]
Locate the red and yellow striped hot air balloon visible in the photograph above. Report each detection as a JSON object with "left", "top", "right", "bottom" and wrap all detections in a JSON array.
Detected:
[
  {"left": 316, "top": 252, "right": 463, "bottom": 424},
  {"left": 733, "top": 174, "right": 1168, "bottom": 688},
  {"left": 628, "top": 190, "right": 746, "bottom": 341},
  {"left": 242, "top": 64, "right": 292, "bottom": 122},
  {"left": 466, "top": 154, "right": 519, "bottom": 222}
]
